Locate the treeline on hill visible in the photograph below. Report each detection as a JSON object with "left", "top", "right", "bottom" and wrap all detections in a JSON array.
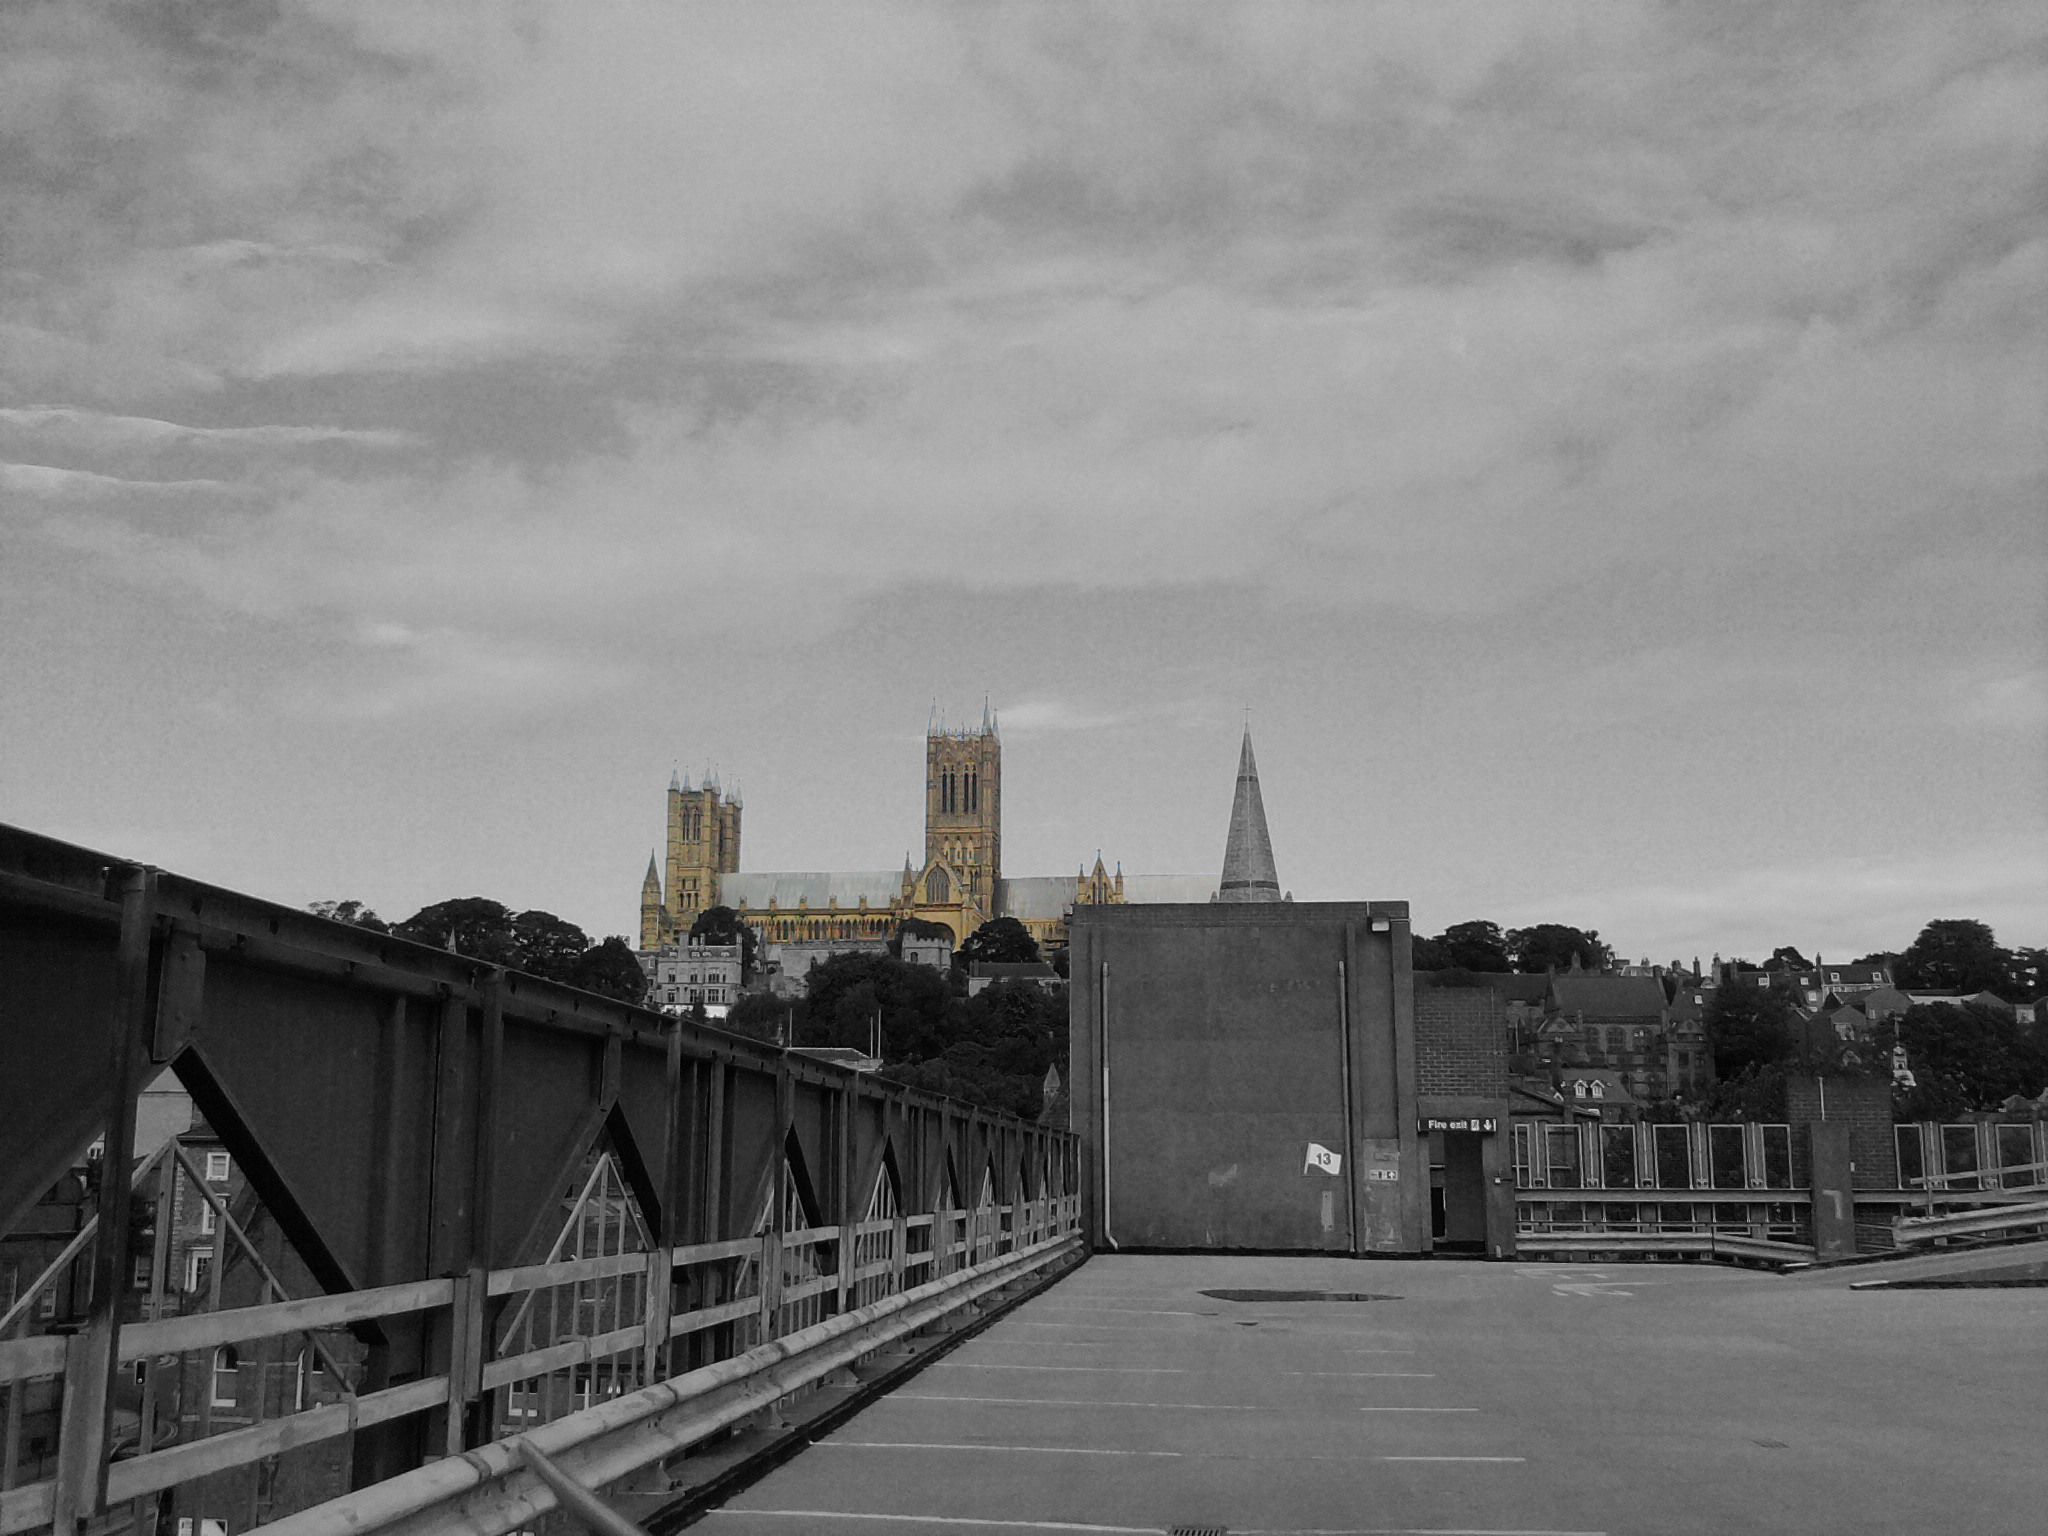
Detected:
[
  {"left": 1413, "top": 916, "right": 2048, "bottom": 1122},
  {"left": 306, "top": 897, "right": 649, "bottom": 1002},
  {"left": 310, "top": 899, "right": 1062, "bottom": 1119},
  {"left": 1408, "top": 920, "right": 1614, "bottom": 974},
  {"left": 1698, "top": 928, "right": 2048, "bottom": 1124},
  {"left": 721, "top": 916, "right": 1065, "bottom": 1120}
]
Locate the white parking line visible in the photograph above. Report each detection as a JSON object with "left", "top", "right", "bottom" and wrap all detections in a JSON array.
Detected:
[
  {"left": 1281, "top": 1371, "right": 1435, "bottom": 1378},
  {"left": 1032, "top": 1305, "right": 1212, "bottom": 1317},
  {"left": 892, "top": 1394, "right": 1280, "bottom": 1410},
  {"left": 708, "top": 1514, "right": 1157, "bottom": 1532},
  {"left": 934, "top": 1363, "right": 1188, "bottom": 1373},
  {"left": 890, "top": 1394, "right": 1478, "bottom": 1412},
  {"left": 820, "top": 1441, "right": 1182, "bottom": 1458},
  {"left": 711, "top": 1517, "right": 1599, "bottom": 1535},
  {"left": 817, "top": 1442, "right": 1528, "bottom": 1466}
]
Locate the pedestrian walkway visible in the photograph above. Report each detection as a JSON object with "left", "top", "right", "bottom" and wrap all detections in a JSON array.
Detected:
[{"left": 694, "top": 1250, "right": 2047, "bottom": 1535}]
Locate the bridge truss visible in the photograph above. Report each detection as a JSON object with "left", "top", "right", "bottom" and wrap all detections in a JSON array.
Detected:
[{"left": 0, "top": 825, "right": 1081, "bottom": 1536}]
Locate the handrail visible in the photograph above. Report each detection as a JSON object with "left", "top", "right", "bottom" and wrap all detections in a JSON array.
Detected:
[
  {"left": 260, "top": 1232, "right": 1082, "bottom": 1536},
  {"left": 1909, "top": 1160, "right": 2048, "bottom": 1189},
  {"left": 1894, "top": 1200, "right": 2048, "bottom": 1245}
]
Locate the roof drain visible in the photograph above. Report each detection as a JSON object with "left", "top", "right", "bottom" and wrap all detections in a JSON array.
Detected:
[{"left": 1100, "top": 958, "right": 1117, "bottom": 1250}]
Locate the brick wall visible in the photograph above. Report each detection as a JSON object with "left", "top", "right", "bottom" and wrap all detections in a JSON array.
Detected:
[
  {"left": 1415, "top": 978, "right": 1508, "bottom": 1097},
  {"left": 1786, "top": 1072, "right": 1896, "bottom": 1189}
]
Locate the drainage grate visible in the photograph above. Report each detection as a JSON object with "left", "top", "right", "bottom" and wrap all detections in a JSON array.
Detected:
[
  {"left": 1199, "top": 1288, "right": 1401, "bottom": 1303},
  {"left": 1752, "top": 1438, "right": 1789, "bottom": 1449},
  {"left": 1167, "top": 1527, "right": 1228, "bottom": 1536}
]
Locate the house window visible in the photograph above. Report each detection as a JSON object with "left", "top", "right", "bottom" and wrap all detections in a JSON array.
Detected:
[
  {"left": 199, "top": 1201, "right": 217, "bottom": 1236},
  {"left": 211, "top": 1346, "right": 239, "bottom": 1408},
  {"left": 205, "top": 1152, "right": 230, "bottom": 1182},
  {"left": 1590, "top": 1081, "right": 1606, "bottom": 1099},
  {"left": 1756, "top": 976, "right": 1770, "bottom": 988},
  {"left": 186, "top": 1248, "right": 213, "bottom": 1293},
  {"left": 1545, "top": 1126, "right": 1582, "bottom": 1189},
  {"left": 132, "top": 1254, "right": 152, "bottom": 1289}
]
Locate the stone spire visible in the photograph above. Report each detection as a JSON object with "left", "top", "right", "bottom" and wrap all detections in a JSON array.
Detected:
[{"left": 1216, "top": 727, "right": 1282, "bottom": 903}]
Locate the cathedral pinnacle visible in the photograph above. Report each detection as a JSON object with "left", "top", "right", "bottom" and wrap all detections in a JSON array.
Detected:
[{"left": 1216, "top": 727, "right": 1282, "bottom": 903}]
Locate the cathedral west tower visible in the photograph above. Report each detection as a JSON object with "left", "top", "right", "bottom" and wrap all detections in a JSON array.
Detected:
[
  {"left": 924, "top": 706, "right": 1001, "bottom": 917},
  {"left": 642, "top": 769, "right": 742, "bottom": 950}
]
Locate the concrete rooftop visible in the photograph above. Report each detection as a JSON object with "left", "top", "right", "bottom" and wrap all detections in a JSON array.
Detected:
[{"left": 697, "top": 1246, "right": 2048, "bottom": 1535}]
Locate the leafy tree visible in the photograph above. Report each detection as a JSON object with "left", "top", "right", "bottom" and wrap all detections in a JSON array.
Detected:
[
  {"left": 955, "top": 978, "right": 1067, "bottom": 1083},
  {"left": 1884, "top": 1002, "right": 2048, "bottom": 1111},
  {"left": 884, "top": 1048, "right": 1040, "bottom": 1120},
  {"left": 799, "top": 952, "right": 956, "bottom": 1062},
  {"left": 1895, "top": 919, "right": 2007, "bottom": 994},
  {"left": 959, "top": 916, "right": 1040, "bottom": 967},
  {"left": 1764, "top": 946, "right": 1811, "bottom": 972},
  {"left": 568, "top": 937, "right": 648, "bottom": 1004},
  {"left": 307, "top": 899, "right": 390, "bottom": 933},
  {"left": 724, "top": 992, "right": 792, "bottom": 1046},
  {"left": 510, "top": 910, "right": 592, "bottom": 983},
  {"left": 688, "top": 905, "right": 759, "bottom": 978},
  {"left": 1705, "top": 977, "right": 1795, "bottom": 1079},
  {"left": 1851, "top": 951, "right": 1901, "bottom": 971},
  {"left": 1409, "top": 932, "right": 1447, "bottom": 970},
  {"left": 1693, "top": 1062, "right": 1790, "bottom": 1122},
  {"left": 1507, "top": 924, "right": 1612, "bottom": 974},
  {"left": 1436, "top": 920, "right": 1511, "bottom": 972},
  {"left": 395, "top": 898, "right": 517, "bottom": 964}
]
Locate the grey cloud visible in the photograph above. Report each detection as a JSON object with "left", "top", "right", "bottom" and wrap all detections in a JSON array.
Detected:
[{"left": 0, "top": 408, "right": 415, "bottom": 452}]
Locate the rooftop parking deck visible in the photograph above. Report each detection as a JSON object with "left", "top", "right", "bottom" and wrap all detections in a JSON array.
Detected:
[{"left": 699, "top": 1246, "right": 2048, "bottom": 1536}]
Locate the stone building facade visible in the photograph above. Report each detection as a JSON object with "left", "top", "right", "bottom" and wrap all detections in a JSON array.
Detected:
[{"left": 637, "top": 710, "right": 1204, "bottom": 954}]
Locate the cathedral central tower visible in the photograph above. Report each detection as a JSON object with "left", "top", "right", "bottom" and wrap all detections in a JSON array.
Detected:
[{"left": 925, "top": 706, "right": 1001, "bottom": 916}]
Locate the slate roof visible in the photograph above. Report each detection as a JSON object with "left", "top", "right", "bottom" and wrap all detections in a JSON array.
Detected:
[
  {"left": 1490, "top": 973, "right": 1554, "bottom": 1004},
  {"left": 997, "top": 876, "right": 1077, "bottom": 922},
  {"left": 1216, "top": 728, "right": 1282, "bottom": 902},
  {"left": 1559, "top": 1069, "right": 1638, "bottom": 1105},
  {"left": 1550, "top": 975, "right": 1670, "bottom": 1019},
  {"left": 719, "top": 871, "right": 905, "bottom": 909}
]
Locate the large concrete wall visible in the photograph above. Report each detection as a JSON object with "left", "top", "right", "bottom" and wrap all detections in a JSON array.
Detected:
[{"left": 1068, "top": 902, "right": 1422, "bottom": 1253}]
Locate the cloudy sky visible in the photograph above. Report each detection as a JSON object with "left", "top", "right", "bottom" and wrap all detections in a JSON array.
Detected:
[{"left": 2, "top": 1, "right": 2042, "bottom": 965}]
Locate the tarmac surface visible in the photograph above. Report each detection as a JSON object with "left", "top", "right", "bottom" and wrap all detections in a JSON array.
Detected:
[{"left": 694, "top": 1244, "right": 2048, "bottom": 1536}]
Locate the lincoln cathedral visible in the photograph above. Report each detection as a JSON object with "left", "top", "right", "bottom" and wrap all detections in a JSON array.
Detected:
[{"left": 637, "top": 707, "right": 1215, "bottom": 954}]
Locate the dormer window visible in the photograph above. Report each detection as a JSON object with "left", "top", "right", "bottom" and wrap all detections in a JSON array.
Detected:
[
  {"left": 1572, "top": 1080, "right": 1588, "bottom": 1099},
  {"left": 1590, "top": 1081, "right": 1606, "bottom": 1099}
]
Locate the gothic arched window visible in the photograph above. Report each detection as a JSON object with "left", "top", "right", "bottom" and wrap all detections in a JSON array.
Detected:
[
  {"left": 926, "top": 868, "right": 950, "bottom": 904},
  {"left": 211, "top": 1345, "right": 240, "bottom": 1409}
]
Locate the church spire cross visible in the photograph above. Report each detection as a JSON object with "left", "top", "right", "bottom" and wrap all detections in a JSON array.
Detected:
[{"left": 1216, "top": 726, "right": 1282, "bottom": 903}]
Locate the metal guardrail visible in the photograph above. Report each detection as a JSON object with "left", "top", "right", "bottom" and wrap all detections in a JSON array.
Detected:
[
  {"left": 1513, "top": 1231, "right": 1816, "bottom": 1264},
  {"left": 0, "top": 1196, "right": 1081, "bottom": 1536},
  {"left": 1894, "top": 1200, "right": 2048, "bottom": 1247},
  {"left": 262, "top": 1232, "right": 1081, "bottom": 1536}
]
